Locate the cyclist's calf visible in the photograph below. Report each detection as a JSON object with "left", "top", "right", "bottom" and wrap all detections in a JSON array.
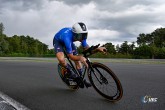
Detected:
[{"left": 56, "top": 52, "right": 67, "bottom": 67}]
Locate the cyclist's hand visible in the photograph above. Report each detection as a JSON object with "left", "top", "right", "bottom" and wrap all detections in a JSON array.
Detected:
[
  {"left": 80, "top": 56, "right": 88, "bottom": 68},
  {"left": 97, "top": 47, "right": 107, "bottom": 54}
]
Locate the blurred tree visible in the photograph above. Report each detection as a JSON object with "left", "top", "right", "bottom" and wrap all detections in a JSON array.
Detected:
[
  {"left": 0, "top": 22, "right": 4, "bottom": 35},
  {"left": 116, "top": 44, "right": 120, "bottom": 53},
  {"left": 134, "top": 45, "right": 152, "bottom": 58},
  {"left": 136, "top": 27, "right": 165, "bottom": 58},
  {"left": 0, "top": 35, "right": 9, "bottom": 54},
  {"left": 128, "top": 42, "right": 135, "bottom": 55},
  {"left": 137, "top": 33, "right": 146, "bottom": 46},
  {"left": 119, "top": 41, "right": 129, "bottom": 54},
  {"left": 102, "top": 42, "right": 116, "bottom": 54}
]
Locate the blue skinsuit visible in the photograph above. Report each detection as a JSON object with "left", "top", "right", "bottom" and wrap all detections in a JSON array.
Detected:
[{"left": 53, "top": 28, "right": 88, "bottom": 54}]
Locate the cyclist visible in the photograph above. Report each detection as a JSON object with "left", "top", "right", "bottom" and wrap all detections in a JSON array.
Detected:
[{"left": 53, "top": 22, "right": 106, "bottom": 88}]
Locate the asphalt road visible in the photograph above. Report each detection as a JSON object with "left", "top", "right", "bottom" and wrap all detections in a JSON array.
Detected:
[{"left": 0, "top": 59, "right": 165, "bottom": 110}]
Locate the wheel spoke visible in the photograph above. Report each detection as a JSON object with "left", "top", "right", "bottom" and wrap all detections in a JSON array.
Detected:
[
  {"left": 89, "top": 63, "right": 123, "bottom": 101},
  {"left": 92, "top": 68, "right": 117, "bottom": 96}
]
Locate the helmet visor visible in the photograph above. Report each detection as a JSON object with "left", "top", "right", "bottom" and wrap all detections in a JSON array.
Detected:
[{"left": 77, "top": 33, "right": 88, "bottom": 40}]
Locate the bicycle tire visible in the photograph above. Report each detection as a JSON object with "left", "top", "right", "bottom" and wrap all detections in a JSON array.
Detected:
[
  {"left": 88, "top": 62, "right": 123, "bottom": 102},
  {"left": 58, "top": 64, "right": 79, "bottom": 90}
]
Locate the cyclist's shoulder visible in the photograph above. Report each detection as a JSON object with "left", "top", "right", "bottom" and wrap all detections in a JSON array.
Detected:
[
  {"left": 58, "top": 27, "right": 72, "bottom": 34},
  {"left": 55, "top": 27, "right": 73, "bottom": 42}
]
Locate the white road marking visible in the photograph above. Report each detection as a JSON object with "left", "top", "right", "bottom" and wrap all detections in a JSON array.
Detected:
[{"left": 0, "top": 91, "right": 30, "bottom": 110}]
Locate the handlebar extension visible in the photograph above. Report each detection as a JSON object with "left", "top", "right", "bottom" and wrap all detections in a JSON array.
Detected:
[{"left": 82, "top": 44, "right": 100, "bottom": 56}]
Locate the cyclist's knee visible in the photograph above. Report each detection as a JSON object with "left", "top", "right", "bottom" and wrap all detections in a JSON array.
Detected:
[
  {"left": 56, "top": 52, "right": 66, "bottom": 66},
  {"left": 74, "top": 61, "right": 82, "bottom": 69}
]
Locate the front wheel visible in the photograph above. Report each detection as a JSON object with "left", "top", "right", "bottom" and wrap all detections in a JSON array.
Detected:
[{"left": 88, "top": 62, "right": 123, "bottom": 102}]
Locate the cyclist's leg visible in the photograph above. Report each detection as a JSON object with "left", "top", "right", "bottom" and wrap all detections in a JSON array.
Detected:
[
  {"left": 54, "top": 40, "right": 68, "bottom": 76},
  {"left": 56, "top": 52, "right": 69, "bottom": 76},
  {"left": 71, "top": 43, "right": 91, "bottom": 87},
  {"left": 71, "top": 43, "right": 82, "bottom": 70},
  {"left": 53, "top": 39, "right": 67, "bottom": 67},
  {"left": 54, "top": 41, "right": 77, "bottom": 78},
  {"left": 56, "top": 52, "right": 67, "bottom": 67}
]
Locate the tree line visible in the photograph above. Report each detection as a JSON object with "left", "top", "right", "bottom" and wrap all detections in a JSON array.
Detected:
[
  {"left": 0, "top": 34, "right": 49, "bottom": 57},
  {"left": 77, "top": 28, "right": 165, "bottom": 59},
  {"left": 0, "top": 23, "right": 49, "bottom": 57},
  {"left": 0, "top": 22, "right": 165, "bottom": 58}
]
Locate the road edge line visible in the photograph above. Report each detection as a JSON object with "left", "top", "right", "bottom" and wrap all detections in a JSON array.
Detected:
[{"left": 0, "top": 91, "right": 30, "bottom": 110}]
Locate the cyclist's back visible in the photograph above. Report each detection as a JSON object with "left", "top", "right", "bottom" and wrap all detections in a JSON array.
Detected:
[
  {"left": 53, "top": 28, "right": 73, "bottom": 45},
  {"left": 53, "top": 27, "right": 88, "bottom": 55}
]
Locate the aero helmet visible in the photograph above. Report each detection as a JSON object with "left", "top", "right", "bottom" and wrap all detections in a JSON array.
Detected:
[{"left": 72, "top": 22, "right": 88, "bottom": 40}]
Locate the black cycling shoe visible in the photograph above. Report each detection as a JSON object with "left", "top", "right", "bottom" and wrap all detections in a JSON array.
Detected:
[
  {"left": 83, "top": 79, "right": 92, "bottom": 88},
  {"left": 64, "top": 68, "right": 78, "bottom": 79},
  {"left": 74, "top": 77, "right": 84, "bottom": 88}
]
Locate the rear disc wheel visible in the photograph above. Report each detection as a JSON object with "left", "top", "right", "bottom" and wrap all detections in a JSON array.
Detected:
[{"left": 58, "top": 64, "right": 79, "bottom": 90}]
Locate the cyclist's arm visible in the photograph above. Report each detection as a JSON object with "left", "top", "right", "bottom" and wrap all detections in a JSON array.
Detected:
[
  {"left": 64, "top": 38, "right": 86, "bottom": 61},
  {"left": 68, "top": 54, "right": 88, "bottom": 67},
  {"left": 81, "top": 39, "right": 89, "bottom": 50},
  {"left": 92, "top": 47, "right": 107, "bottom": 54},
  {"left": 81, "top": 40, "right": 101, "bottom": 53},
  {"left": 81, "top": 39, "right": 106, "bottom": 54},
  {"left": 67, "top": 54, "right": 81, "bottom": 61}
]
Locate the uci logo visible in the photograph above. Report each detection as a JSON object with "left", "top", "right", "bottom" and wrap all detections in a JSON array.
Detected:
[{"left": 142, "top": 95, "right": 158, "bottom": 103}]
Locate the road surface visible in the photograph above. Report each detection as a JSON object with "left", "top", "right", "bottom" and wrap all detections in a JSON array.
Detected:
[{"left": 0, "top": 58, "right": 165, "bottom": 110}]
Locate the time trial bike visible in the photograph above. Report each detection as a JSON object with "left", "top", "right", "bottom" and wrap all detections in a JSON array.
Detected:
[{"left": 58, "top": 44, "right": 123, "bottom": 102}]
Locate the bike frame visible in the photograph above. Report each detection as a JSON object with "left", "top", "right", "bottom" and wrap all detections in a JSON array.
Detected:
[
  {"left": 62, "top": 47, "right": 102, "bottom": 82},
  {"left": 63, "top": 48, "right": 87, "bottom": 78}
]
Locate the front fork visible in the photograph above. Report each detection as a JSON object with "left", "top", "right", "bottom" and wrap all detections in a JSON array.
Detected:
[
  {"left": 87, "top": 60, "right": 107, "bottom": 85},
  {"left": 86, "top": 59, "right": 102, "bottom": 84}
]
